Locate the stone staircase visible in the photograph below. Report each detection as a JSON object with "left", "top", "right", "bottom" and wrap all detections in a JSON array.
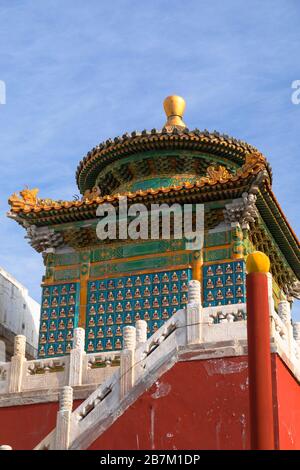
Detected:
[{"left": 33, "top": 279, "right": 300, "bottom": 450}]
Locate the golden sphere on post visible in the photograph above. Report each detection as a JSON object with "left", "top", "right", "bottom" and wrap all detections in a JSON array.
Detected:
[
  {"left": 246, "top": 251, "right": 270, "bottom": 274},
  {"left": 163, "top": 95, "right": 186, "bottom": 128}
]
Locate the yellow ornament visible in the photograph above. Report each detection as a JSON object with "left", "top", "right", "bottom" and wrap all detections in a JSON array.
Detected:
[
  {"left": 246, "top": 251, "right": 270, "bottom": 274},
  {"left": 163, "top": 95, "right": 186, "bottom": 128}
]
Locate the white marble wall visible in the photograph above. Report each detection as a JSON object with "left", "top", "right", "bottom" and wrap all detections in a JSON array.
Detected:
[{"left": 0, "top": 267, "right": 40, "bottom": 354}]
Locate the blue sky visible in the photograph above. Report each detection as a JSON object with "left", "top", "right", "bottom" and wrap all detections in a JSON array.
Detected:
[{"left": 0, "top": 1, "right": 299, "bottom": 317}]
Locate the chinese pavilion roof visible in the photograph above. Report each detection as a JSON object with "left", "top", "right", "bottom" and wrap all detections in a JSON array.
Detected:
[
  {"left": 76, "top": 127, "right": 270, "bottom": 193},
  {"left": 75, "top": 95, "right": 273, "bottom": 196},
  {"left": 7, "top": 95, "right": 300, "bottom": 279},
  {"left": 8, "top": 151, "right": 267, "bottom": 222}
]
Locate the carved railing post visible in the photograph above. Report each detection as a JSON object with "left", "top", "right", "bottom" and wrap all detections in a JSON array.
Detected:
[
  {"left": 186, "top": 280, "right": 202, "bottom": 345},
  {"left": 9, "top": 335, "right": 26, "bottom": 393},
  {"left": 293, "top": 322, "right": 300, "bottom": 347},
  {"left": 120, "top": 326, "right": 136, "bottom": 400},
  {"left": 278, "top": 300, "right": 293, "bottom": 356},
  {"left": 0, "top": 340, "right": 5, "bottom": 362},
  {"left": 293, "top": 322, "right": 300, "bottom": 361},
  {"left": 136, "top": 320, "right": 147, "bottom": 346},
  {"left": 292, "top": 321, "right": 300, "bottom": 362},
  {"left": 54, "top": 386, "right": 73, "bottom": 450},
  {"left": 69, "top": 328, "right": 86, "bottom": 386},
  {"left": 278, "top": 300, "right": 291, "bottom": 324}
]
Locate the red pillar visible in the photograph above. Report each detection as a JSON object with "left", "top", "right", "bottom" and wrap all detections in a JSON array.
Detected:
[{"left": 246, "top": 270, "right": 275, "bottom": 450}]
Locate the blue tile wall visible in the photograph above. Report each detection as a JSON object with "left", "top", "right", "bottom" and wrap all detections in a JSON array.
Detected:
[
  {"left": 38, "top": 282, "right": 80, "bottom": 358},
  {"left": 203, "top": 260, "right": 246, "bottom": 307},
  {"left": 85, "top": 269, "right": 192, "bottom": 353},
  {"left": 37, "top": 263, "right": 246, "bottom": 356}
]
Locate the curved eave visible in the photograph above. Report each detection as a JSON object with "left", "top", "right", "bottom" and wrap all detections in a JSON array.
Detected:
[
  {"left": 257, "top": 184, "right": 300, "bottom": 278},
  {"left": 9, "top": 169, "right": 299, "bottom": 277},
  {"left": 76, "top": 129, "right": 272, "bottom": 193},
  {"left": 9, "top": 173, "right": 258, "bottom": 227}
]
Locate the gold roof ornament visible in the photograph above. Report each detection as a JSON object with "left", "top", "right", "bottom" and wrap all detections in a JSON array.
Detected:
[
  {"left": 163, "top": 95, "right": 186, "bottom": 129},
  {"left": 20, "top": 187, "right": 39, "bottom": 205},
  {"left": 246, "top": 251, "right": 270, "bottom": 274},
  {"left": 200, "top": 165, "right": 231, "bottom": 185},
  {"left": 8, "top": 187, "right": 39, "bottom": 211},
  {"left": 83, "top": 185, "right": 101, "bottom": 202}
]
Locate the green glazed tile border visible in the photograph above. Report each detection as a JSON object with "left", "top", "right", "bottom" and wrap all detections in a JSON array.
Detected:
[
  {"left": 54, "top": 253, "right": 80, "bottom": 266},
  {"left": 54, "top": 268, "right": 80, "bottom": 281},
  {"left": 204, "top": 230, "right": 231, "bottom": 248},
  {"left": 204, "top": 248, "right": 231, "bottom": 262},
  {"left": 90, "top": 253, "right": 191, "bottom": 277}
]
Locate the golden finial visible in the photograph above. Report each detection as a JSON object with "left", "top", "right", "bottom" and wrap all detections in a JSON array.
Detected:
[{"left": 163, "top": 95, "right": 186, "bottom": 128}]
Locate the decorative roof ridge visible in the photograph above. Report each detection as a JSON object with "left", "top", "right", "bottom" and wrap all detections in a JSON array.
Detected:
[
  {"left": 76, "top": 127, "right": 259, "bottom": 182},
  {"left": 8, "top": 152, "right": 268, "bottom": 216}
]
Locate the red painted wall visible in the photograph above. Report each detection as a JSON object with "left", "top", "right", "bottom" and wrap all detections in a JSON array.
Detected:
[
  {"left": 0, "top": 355, "right": 299, "bottom": 450},
  {"left": 275, "top": 356, "right": 300, "bottom": 449},
  {"left": 89, "top": 357, "right": 251, "bottom": 450},
  {"left": 0, "top": 399, "right": 82, "bottom": 450}
]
